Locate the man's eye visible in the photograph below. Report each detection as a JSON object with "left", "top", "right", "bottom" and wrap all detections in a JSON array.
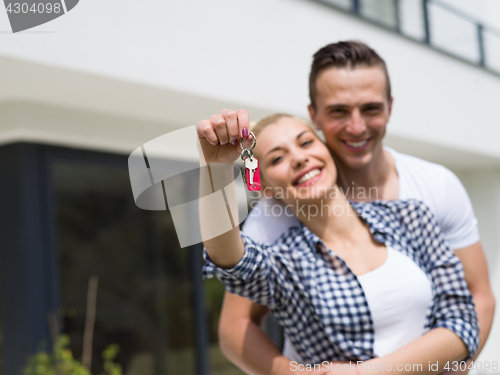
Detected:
[
  {"left": 364, "top": 107, "right": 381, "bottom": 114},
  {"left": 331, "top": 109, "right": 345, "bottom": 114}
]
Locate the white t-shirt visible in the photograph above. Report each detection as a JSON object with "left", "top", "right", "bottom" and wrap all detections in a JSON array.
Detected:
[
  {"left": 283, "top": 247, "right": 433, "bottom": 361},
  {"left": 241, "top": 147, "right": 480, "bottom": 361},
  {"left": 359, "top": 248, "right": 433, "bottom": 357},
  {"left": 243, "top": 146, "right": 480, "bottom": 250}
]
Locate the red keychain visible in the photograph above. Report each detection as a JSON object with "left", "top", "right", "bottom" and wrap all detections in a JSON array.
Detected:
[{"left": 241, "top": 132, "right": 261, "bottom": 191}]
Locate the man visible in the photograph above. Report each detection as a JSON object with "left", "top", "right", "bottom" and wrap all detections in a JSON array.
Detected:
[{"left": 217, "top": 41, "right": 495, "bottom": 375}]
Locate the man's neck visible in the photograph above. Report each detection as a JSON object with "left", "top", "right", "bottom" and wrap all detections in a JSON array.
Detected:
[{"left": 336, "top": 144, "right": 398, "bottom": 202}]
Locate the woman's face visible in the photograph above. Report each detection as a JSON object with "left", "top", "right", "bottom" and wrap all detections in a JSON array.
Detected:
[{"left": 254, "top": 118, "right": 338, "bottom": 206}]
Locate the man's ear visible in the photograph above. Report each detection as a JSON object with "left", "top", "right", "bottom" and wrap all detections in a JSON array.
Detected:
[
  {"left": 308, "top": 104, "right": 321, "bottom": 131},
  {"left": 387, "top": 96, "right": 394, "bottom": 117}
]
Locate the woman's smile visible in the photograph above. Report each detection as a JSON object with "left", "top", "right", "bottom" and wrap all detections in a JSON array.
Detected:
[
  {"left": 292, "top": 166, "right": 323, "bottom": 187},
  {"left": 254, "top": 117, "right": 338, "bottom": 204}
]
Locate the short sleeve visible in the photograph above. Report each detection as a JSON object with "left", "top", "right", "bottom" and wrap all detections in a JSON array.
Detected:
[
  {"left": 410, "top": 201, "right": 480, "bottom": 360},
  {"left": 437, "top": 168, "right": 480, "bottom": 250},
  {"left": 202, "top": 233, "right": 288, "bottom": 306}
]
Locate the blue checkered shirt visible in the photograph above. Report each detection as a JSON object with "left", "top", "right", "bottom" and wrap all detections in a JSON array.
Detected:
[{"left": 203, "top": 199, "right": 479, "bottom": 363}]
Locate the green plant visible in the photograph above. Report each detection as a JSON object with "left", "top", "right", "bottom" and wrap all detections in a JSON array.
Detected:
[
  {"left": 100, "top": 344, "right": 122, "bottom": 375},
  {"left": 22, "top": 335, "right": 122, "bottom": 375}
]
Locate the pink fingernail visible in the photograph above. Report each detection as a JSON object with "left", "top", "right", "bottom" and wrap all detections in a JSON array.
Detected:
[
  {"left": 231, "top": 140, "right": 238, "bottom": 146},
  {"left": 215, "top": 142, "right": 220, "bottom": 146},
  {"left": 242, "top": 128, "right": 249, "bottom": 138}
]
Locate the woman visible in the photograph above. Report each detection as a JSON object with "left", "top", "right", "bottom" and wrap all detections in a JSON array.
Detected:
[{"left": 197, "top": 110, "right": 478, "bottom": 374}]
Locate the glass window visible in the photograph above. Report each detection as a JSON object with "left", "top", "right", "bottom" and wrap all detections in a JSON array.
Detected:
[
  {"left": 428, "top": 2, "right": 479, "bottom": 63},
  {"left": 360, "top": 0, "right": 398, "bottom": 29},
  {"left": 483, "top": 29, "right": 500, "bottom": 73},
  {"left": 204, "top": 278, "right": 246, "bottom": 375},
  {"left": 321, "top": 0, "right": 352, "bottom": 11},
  {"left": 399, "top": 0, "right": 426, "bottom": 41},
  {"left": 53, "top": 159, "right": 197, "bottom": 375}
]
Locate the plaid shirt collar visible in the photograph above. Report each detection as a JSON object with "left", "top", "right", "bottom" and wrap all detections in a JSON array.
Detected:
[{"left": 297, "top": 201, "right": 393, "bottom": 254}]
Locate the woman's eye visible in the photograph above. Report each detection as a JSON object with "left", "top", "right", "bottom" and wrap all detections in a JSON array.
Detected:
[
  {"left": 301, "top": 140, "right": 313, "bottom": 147},
  {"left": 270, "top": 156, "right": 282, "bottom": 165}
]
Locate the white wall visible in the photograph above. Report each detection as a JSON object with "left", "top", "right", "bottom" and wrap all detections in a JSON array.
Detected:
[
  {"left": 455, "top": 169, "right": 500, "bottom": 367},
  {"left": 0, "top": 0, "right": 499, "bottom": 159},
  {"left": 439, "top": 0, "right": 500, "bottom": 30}
]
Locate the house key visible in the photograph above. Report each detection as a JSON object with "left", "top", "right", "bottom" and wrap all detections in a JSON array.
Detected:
[
  {"left": 244, "top": 156, "right": 261, "bottom": 191},
  {"left": 240, "top": 132, "right": 261, "bottom": 191}
]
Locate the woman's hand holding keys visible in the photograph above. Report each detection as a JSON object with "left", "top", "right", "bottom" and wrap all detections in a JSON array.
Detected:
[{"left": 197, "top": 108, "right": 254, "bottom": 164}]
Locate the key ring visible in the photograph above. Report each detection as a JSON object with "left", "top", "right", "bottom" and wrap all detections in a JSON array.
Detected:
[
  {"left": 241, "top": 149, "right": 252, "bottom": 161},
  {"left": 240, "top": 132, "right": 256, "bottom": 152}
]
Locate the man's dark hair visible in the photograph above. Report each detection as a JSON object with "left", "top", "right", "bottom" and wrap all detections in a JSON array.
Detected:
[{"left": 309, "top": 41, "right": 391, "bottom": 109}]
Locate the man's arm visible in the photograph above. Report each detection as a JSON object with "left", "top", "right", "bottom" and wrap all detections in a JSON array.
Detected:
[
  {"left": 432, "top": 168, "right": 495, "bottom": 362},
  {"left": 218, "top": 291, "right": 293, "bottom": 375},
  {"left": 454, "top": 241, "right": 496, "bottom": 361}
]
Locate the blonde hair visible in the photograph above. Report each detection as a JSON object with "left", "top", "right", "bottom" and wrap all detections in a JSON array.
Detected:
[{"left": 250, "top": 113, "right": 312, "bottom": 138}]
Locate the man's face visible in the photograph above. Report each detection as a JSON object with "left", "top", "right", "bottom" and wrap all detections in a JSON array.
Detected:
[{"left": 308, "top": 66, "right": 393, "bottom": 170}]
